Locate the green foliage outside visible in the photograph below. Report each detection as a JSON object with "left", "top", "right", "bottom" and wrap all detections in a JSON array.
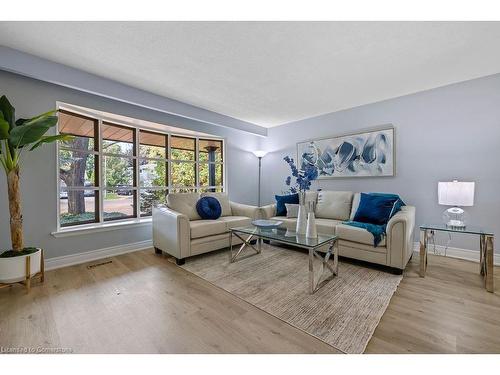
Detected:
[{"left": 59, "top": 138, "right": 224, "bottom": 224}]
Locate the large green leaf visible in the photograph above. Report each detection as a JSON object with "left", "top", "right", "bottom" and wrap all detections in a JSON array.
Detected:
[
  {"left": 15, "top": 118, "right": 28, "bottom": 126},
  {"left": 29, "top": 134, "right": 73, "bottom": 151},
  {"left": 0, "top": 112, "right": 9, "bottom": 139},
  {"left": 0, "top": 95, "right": 15, "bottom": 130},
  {"left": 9, "top": 115, "right": 58, "bottom": 147}
]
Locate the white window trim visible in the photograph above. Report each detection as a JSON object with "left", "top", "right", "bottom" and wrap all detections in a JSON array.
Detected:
[{"left": 53, "top": 102, "right": 226, "bottom": 236}]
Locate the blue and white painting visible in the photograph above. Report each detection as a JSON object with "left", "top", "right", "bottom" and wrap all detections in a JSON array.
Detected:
[{"left": 297, "top": 127, "right": 395, "bottom": 178}]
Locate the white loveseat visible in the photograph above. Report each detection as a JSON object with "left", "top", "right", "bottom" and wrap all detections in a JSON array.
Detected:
[
  {"left": 261, "top": 191, "right": 415, "bottom": 272},
  {"left": 152, "top": 192, "right": 260, "bottom": 264}
]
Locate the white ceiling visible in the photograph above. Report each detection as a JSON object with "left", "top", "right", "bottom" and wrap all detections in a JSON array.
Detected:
[{"left": 1, "top": 22, "right": 500, "bottom": 128}]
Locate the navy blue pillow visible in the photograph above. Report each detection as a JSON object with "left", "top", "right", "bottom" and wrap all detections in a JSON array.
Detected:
[
  {"left": 353, "top": 193, "right": 405, "bottom": 225},
  {"left": 196, "top": 197, "right": 222, "bottom": 220},
  {"left": 275, "top": 193, "right": 299, "bottom": 216}
]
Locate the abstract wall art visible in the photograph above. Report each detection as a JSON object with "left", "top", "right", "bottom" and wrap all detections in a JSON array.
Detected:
[{"left": 296, "top": 126, "right": 395, "bottom": 178}]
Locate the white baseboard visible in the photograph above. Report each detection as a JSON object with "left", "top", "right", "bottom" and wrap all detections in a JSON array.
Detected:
[
  {"left": 412, "top": 242, "right": 500, "bottom": 266},
  {"left": 44, "top": 240, "right": 153, "bottom": 271}
]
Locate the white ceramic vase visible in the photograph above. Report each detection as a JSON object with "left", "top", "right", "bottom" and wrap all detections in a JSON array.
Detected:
[
  {"left": 296, "top": 204, "right": 307, "bottom": 235},
  {"left": 306, "top": 212, "right": 318, "bottom": 238}
]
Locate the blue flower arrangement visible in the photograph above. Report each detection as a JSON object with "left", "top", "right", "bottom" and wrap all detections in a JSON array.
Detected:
[{"left": 283, "top": 156, "right": 318, "bottom": 193}]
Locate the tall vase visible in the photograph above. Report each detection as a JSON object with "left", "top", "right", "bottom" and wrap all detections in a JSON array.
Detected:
[
  {"left": 296, "top": 191, "right": 307, "bottom": 235},
  {"left": 306, "top": 201, "right": 318, "bottom": 238}
]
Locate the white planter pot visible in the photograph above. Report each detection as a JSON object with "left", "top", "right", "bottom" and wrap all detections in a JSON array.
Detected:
[{"left": 0, "top": 248, "right": 42, "bottom": 284}]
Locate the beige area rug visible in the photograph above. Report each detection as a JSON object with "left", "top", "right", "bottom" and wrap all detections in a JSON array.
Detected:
[{"left": 180, "top": 244, "right": 403, "bottom": 353}]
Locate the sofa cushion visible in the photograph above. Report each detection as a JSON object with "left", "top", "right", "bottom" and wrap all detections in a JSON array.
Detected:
[
  {"left": 275, "top": 193, "right": 299, "bottom": 216},
  {"left": 336, "top": 223, "right": 386, "bottom": 247},
  {"left": 316, "top": 218, "right": 342, "bottom": 235},
  {"left": 285, "top": 203, "right": 299, "bottom": 218},
  {"left": 304, "top": 191, "right": 318, "bottom": 205},
  {"left": 167, "top": 192, "right": 201, "bottom": 220},
  {"left": 190, "top": 220, "right": 227, "bottom": 239},
  {"left": 315, "top": 191, "right": 354, "bottom": 221},
  {"left": 353, "top": 193, "right": 403, "bottom": 225},
  {"left": 200, "top": 192, "right": 232, "bottom": 216},
  {"left": 350, "top": 192, "right": 361, "bottom": 221},
  {"left": 196, "top": 196, "right": 222, "bottom": 220},
  {"left": 218, "top": 216, "right": 252, "bottom": 230}
]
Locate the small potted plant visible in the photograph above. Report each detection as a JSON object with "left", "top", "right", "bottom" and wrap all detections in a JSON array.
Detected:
[{"left": 0, "top": 95, "right": 71, "bottom": 290}]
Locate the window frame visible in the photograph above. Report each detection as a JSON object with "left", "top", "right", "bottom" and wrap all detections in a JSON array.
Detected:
[
  {"left": 56, "top": 105, "right": 226, "bottom": 231},
  {"left": 57, "top": 110, "right": 100, "bottom": 227}
]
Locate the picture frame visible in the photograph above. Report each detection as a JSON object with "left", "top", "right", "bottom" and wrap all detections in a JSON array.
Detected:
[{"left": 296, "top": 125, "right": 395, "bottom": 179}]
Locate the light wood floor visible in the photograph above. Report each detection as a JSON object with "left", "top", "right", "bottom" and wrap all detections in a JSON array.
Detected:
[{"left": 1, "top": 249, "right": 499, "bottom": 353}]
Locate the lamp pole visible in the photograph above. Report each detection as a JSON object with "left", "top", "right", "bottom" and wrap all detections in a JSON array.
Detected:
[
  {"left": 252, "top": 150, "right": 267, "bottom": 206},
  {"left": 257, "top": 156, "right": 262, "bottom": 207}
]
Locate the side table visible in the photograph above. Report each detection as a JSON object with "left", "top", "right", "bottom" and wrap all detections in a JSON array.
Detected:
[{"left": 419, "top": 224, "right": 494, "bottom": 292}]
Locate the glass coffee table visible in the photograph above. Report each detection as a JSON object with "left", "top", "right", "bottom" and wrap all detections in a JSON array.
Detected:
[
  {"left": 229, "top": 226, "right": 338, "bottom": 294},
  {"left": 419, "top": 224, "right": 494, "bottom": 292}
]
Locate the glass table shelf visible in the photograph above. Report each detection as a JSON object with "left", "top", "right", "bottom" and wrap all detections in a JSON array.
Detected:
[
  {"left": 420, "top": 224, "right": 493, "bottom": 236},
  {"left": 230, "top": 226, "right": 337, "bottom": 249}
]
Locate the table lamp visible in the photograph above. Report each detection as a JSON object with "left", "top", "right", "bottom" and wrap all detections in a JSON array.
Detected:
[{"left": 438, "top": 180, "right": 475, "bottom": 228}]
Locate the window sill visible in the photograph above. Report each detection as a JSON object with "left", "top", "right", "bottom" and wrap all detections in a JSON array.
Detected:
[{"left": 51, "top": 217, "right": 152, "bottom": 238}]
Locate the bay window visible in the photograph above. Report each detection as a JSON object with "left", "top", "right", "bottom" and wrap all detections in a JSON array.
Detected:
[{"left": 57, "top": 107, "right": 225, "bottom": 229}]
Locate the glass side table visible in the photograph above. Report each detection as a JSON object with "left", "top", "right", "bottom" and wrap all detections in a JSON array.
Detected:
[{"left": 419, "top": 224, "right": 494, "bottom": 292}]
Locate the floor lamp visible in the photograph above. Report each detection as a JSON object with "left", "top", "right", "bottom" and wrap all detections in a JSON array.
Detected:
[{"left": 253, "top": 150, "right": 268, "bottom": 206}]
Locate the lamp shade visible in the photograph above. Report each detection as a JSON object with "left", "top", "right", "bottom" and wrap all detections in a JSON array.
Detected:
[
  {"left": 438, "top": 181, "right": 475, "bottom": 206},
  {"left": 252, "top": 150, "right": 268, "bottom": 158}
]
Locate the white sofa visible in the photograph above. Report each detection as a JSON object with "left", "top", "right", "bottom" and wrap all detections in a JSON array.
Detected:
[
  {"left": 261, "top": 191, "right": 415, "bottom": 272},
  {"left": 152, "top": 192, "right": 260, "bottom": 264}
]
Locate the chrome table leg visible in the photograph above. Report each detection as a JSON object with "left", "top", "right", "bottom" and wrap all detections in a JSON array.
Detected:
[
  {"left": 230, "top": 230, "right": 261, "bottom": 263},
  {"left": 309, "top": 239, "right": 338, "bottom": 294}
]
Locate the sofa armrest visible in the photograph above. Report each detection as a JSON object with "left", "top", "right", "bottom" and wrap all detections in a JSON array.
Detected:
[
  {"left": 260, "top": 203, "right": 277, "bottom": 219},
  {"left": 230, "top": 201, "right": 260, "bottom": 220},
  {"left": 152, "top": 206, "right": 190, "bottom": 259},
  {"left": 386, "top": 206, "right": 416, "bottom": 269}
]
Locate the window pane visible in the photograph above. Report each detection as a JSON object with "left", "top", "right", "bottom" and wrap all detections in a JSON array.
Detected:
[
  {"left": 59, "top": 150, "right": 96, "bottom": 187},
  {"left": 198, "top": 163, "right": 223, "bottom": 187},
  {"left": 199, "top": 139, "right": 223, "bottom": 162},
  {"left": 140, "top": 189, "right": 167, "bottom": 216},
  {"left": 59, "top": 111, "right": 96, "bottom": 151},
  {"left": 139, "top": 159, "right": 167, "bottom": 187},
  {"left": 103, "top": 189, "right": 135, "bottom": 220},
  {"left": 170, "top": 187, "right": 197, "bottom": 193},
  {"left": 60, "top": 189, "right": 97, "bottom": 226},
  {"left": 215, "top": 163, "right": 223, "bottom": 186},
  {"left": 199, "top": 187, "right": 224, "bottom": 193},
  {"left": 139, "top": 130, "right": 166, "bottom": 158},
  {"left": 171, "top": 162, "right": 195, "bottom": 186},
  {"left": 104, "top": 156, "right": 135, "bottom": 187},
  {"left": 171, "top": 136, "right": 195, "bottom": 161},
  {"left": 102, "top": 123, "right": 135, "bottom": 156}
]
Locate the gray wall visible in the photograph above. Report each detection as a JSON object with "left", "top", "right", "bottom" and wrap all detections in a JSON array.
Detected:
[
  {"left": 261, "top": 73, "right": 500, "bottom": 252},
  {"left": 0, "top": 70, "right": 261, "bottom": 259}
]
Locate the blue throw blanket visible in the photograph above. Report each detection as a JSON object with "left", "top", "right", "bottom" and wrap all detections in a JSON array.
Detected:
[
  {"left": 343, "top": 193, "right": 405, "bottom": 247},
  {"left": 342, "top": 221, "right": 387, "bottom": 247}
]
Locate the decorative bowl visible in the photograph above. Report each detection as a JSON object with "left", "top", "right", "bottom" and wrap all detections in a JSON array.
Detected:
[{"left": 251, "top": 219, "right": 283, "bottom": 229}]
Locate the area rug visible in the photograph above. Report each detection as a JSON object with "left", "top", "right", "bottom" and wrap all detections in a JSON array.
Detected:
[{"left": 179, "top": 244, "right": 402, "bottom": 353}]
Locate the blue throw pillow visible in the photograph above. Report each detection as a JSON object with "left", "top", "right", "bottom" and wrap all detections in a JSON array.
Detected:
[
  {"left": 275, "top": 193, "right": 299, "bottom": 216},
  {"left": 353, "top": 193, "right": 405, "bottom": 225},
  {"left": 196, "top": 197, "right": 222, "bottom": 220}
]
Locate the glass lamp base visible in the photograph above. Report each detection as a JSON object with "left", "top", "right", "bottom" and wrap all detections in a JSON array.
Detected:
[{"left": 442, "top": 207, "right": 468, "bottom": 228}]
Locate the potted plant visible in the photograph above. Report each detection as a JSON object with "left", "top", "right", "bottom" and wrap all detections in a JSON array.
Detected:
[{"left": 0, "top": 95, "right": 71, "bottom": 288}]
